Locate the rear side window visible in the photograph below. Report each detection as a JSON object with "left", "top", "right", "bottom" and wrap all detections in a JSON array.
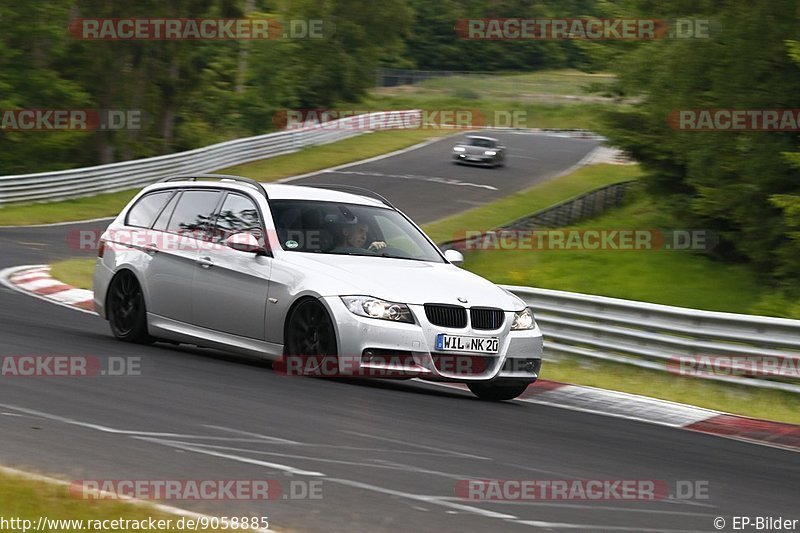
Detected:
[
  {"left": 152, "top": 191, "right": 180, "bottom": 231},
  {"left": 166, "top": 190, "right": 222, "bottom": 239},
  {"left": 126, "top": 191, "right": 173, "bottom": 228}
]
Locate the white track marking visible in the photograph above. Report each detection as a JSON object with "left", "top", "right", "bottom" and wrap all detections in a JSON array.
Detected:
[
  {"left": 9, "top": 269, "right": 50, "bottom": 282},
  {"left": 342, "top": 430, "right": 491, "bottom": 460},
  {"left": 0, "top": 216, "right": 115, "bottom": 229},
  {"left": 278, "top": 135, "right": 459, "bottom": 183},
  {"left": 203, "top": 425, "right": 477, "bottom": 457},
  {"left": 437, "top": 497, "right": 717, "bottom": 516},
  {"left": 0, "top": 403, "right": 295, "bottom": 441},
  {"left": 15, "top": 278, "right": 63, "bottom": 291},
  {"left": 512, "top": 519, "right": 705, "bottom": 531},
  {"left": 201, "top": 424, "right": 302, "bottom": 444},
  {"left": 368, "top": 458, "right": 476, "bottom": 481},
  {"left": 423, "top": 381, "right": 716, "bottom": 432},
  {"left": 0, "top": 265, "right": 96, "bottom": 315},
  {"left": 140, "top": 438, "right": 471, "bottom": 478},
  {"left": 325, "top": 477, "right": 518, "bottom": 520},
  {"left": 330, "top": 169, "right": 498, "bottom": 190},
  {"left": 534, "top": 385, "right": 715, "bottom": 428},
  {"left": 48, "top": 287, "right": 94, "bottom": 304},
  {"left": 164, "top": 439, "right": 479, "bottom": 480},
  {"left": 135, "top": 437, "right": 324, "bottom": 476}
]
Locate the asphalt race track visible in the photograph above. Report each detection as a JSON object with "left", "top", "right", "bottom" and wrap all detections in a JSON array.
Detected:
[
  {"left": 293, "top": 131, "right": 601, "bottom": 223},
  {"left": 0, "top": 132, "right": 797, "bottom": 532}
]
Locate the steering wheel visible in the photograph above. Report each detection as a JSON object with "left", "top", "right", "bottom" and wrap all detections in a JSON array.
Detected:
[{"left": 378, "top": 246, "right": 413, "bottom": 258}]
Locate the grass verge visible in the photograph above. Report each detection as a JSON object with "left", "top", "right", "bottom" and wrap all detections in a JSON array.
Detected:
[
  {"left": 0, "top": 190, "right": 141, "bottom": 227},
  {"left": 365, "top": 69, "right": 624, "bottom": 131},
  {"left": 421, "top": 163, "right": 641, "bottom": 243},
  {"left": 0, "top": 129, "right": 451, "bottom": 226},
  {"left": 544, "top": 358, "right": 800, "bottom": 425},
  {"left": 50, "top": 258, "right": 95, "bottom": 292},
  {"left": 0, "top": 469, "right": 245, "bottom": 532},
  {"left": 462, "top": 189, "right": 765, "bottom": 314}
]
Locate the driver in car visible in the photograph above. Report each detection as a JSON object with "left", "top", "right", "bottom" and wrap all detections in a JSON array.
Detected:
[{"left": 337, "top": 222, "right": 386, "bottom": 252}]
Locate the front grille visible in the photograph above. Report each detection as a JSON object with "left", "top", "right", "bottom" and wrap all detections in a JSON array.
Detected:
[
  {"left": 470, "top": 307, "right": 505, "bottom": 330},
  {"left": 424, "top": 304, "right": 467, "bottom": 328}
]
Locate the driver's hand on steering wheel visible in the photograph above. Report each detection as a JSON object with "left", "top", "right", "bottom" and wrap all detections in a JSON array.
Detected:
[{"left": 368, "top": 241, "right": 387, "bottom": 251}]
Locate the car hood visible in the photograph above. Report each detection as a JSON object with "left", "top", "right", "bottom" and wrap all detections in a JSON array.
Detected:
[{"left": 278, "top": 253, "right": 525, "bottom": 310}]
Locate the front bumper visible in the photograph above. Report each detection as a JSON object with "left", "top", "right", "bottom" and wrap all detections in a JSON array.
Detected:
[
  {"left": 453, "top": 153, "right": 499, "bottom": 165},
  {"left": 321, "top": 297, "right": 543, "bottom": 382}
]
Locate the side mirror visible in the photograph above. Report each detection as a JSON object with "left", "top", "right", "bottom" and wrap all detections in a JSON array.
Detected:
[
  {"left": 226, "top": 232, "right": 264, "bottom": 254},
  {"left": 444, "top": 249, "right": 464, "bottom": 267}
]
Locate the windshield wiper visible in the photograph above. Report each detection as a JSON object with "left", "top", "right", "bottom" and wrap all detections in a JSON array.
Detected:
[{"left": 377, "top": 253, "right": 429, "bottom": 261}]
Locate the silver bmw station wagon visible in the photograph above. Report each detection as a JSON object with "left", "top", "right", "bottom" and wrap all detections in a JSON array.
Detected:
[{"left": 93, "top": 174, "right": 543, "bottom": 400}]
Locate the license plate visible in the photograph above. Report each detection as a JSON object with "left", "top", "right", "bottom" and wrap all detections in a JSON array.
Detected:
[
  {"left": 466, "top": 156, "right": 480, "bottom": 161},
  {"left": 435, "top": 334, "right": 499, "bottom": 354}
]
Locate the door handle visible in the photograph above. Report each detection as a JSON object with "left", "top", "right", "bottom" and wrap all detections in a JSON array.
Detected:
[
  {"left": 197, "top": 256, "right": 214, "bottom": 269},
  {"left": 144, "top": 242, "right": 159, "bottom": 254}
]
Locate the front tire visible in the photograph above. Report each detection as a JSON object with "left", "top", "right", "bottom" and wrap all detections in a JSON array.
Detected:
[
  {"left": 107, "top": 270, "right": 153, "bottom": 344},
  {"left": 468, "top": 380, "right": 530, "bottom": 401},
  {"left": 284, "top": 299, "right": 338, "bottom": 375}
]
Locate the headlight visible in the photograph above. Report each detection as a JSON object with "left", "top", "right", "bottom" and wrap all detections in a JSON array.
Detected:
[
  {"left": 341, "top": 296, "right": 414, "bottom": 324},
  {"left": 453, "top": 146, "right": 466, "bottom": 152},
  {"left": 484, "top": 150, "right": 497, "bottom": 156},
  {"left": 511, "top": 308, "right": 535, "bottom": 330}
]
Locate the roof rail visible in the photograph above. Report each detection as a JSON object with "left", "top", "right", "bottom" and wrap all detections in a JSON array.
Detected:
[
  {"left": 302, "top": 183, "right": 394, "bottom": 208},
  {"left": 159, "top": 174, "right": 268, "bottom": 199}
]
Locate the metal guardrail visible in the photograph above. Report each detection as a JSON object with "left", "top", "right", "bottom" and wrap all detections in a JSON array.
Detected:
[
  {"left": 501, "top": 180, "right": 633, "bottom": 230},
  {"left": 0, "top": 110, "right": 421, "bottom": 206},
  {"left": 505, "top": 285, "right": 800, "bottom": 393},
  {"left": 440, "top": 180, "right": 635, "bottom": 251}
]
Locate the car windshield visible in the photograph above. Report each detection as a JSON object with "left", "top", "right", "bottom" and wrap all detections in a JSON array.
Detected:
[
  {"left": 269, "top": 199, "right": 444, "bottom": 262},
  {"left": 468, "top": 138, "right": 496, "bottom": 148}
]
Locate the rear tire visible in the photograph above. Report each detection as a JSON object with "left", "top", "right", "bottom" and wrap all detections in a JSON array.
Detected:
[
  {"left": 468, "top": 380, "right": 530, "bottom": 401},
  {"left": 107, "top": 270, "right": 153, "bottom": 344}
]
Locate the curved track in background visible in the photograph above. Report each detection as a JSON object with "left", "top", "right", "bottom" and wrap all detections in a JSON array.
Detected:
[{"left": 0, "top": 132, "right": 796, "bottom": 532}]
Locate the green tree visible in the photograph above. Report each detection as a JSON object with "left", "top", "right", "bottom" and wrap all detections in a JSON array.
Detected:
[
  {"left": 0, "top": 1, "right": 93, "bottom": 173},
  {"left": 603, "top": 0, "right": 800, "bottom": 280}
]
